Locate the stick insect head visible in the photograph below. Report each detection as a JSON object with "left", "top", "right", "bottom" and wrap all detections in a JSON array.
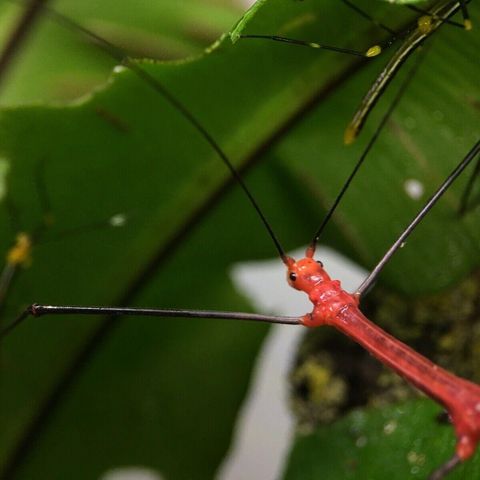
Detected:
[{"left": 284, "top": 254, "right": 331, "bottom": 293}]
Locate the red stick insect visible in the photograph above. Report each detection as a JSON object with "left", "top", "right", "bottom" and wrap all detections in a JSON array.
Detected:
[
  {"left": 0, "top": 0, "right": 478, "bottom": 480},
  {"left": 4, "top": 139, "right": 480, "bottom": 480}
]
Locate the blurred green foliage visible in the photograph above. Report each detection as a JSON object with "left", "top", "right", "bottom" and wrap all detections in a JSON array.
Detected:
[{"left": 0, "top": 1, "right": 478, "bottom": 479}]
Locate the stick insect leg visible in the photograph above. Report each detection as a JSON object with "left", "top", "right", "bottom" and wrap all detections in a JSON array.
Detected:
[
  {"left": 355, "top": 139, "right": 480, "bottom": 298},
  {"left": 0, "top": 304, "right": 300, "bottom": 341},
  {"left": 428, "top": 454, "right": 461, "bottom": 480}
]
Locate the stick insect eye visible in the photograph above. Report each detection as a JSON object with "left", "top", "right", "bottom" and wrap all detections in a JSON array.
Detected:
[{"left": 289, "top": 272, "right": 297, "bottom": 281}]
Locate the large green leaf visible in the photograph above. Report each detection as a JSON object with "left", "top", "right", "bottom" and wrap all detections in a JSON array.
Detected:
[{"left": 0, "top": 0, "right": 478, "bottom": 479}]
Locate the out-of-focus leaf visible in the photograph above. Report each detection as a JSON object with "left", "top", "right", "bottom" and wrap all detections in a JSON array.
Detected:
[{"left": 0, "top": 0, "right": 243, "bottom": 105}]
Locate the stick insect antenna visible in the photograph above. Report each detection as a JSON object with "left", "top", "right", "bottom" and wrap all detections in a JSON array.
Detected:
[
  {"left": 33, "top": 4, "right": 288, "bottom": 263},
  {"left": 355, "top": 138, "right": 480, "bottom": 298},
  {"left": 307, "top": 48, "right": 427, "bottom": 257}
]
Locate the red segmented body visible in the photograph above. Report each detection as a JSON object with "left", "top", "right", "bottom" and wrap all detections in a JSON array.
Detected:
[{"left": 286, "top": 254, "right": 480, "bottom": 462}]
